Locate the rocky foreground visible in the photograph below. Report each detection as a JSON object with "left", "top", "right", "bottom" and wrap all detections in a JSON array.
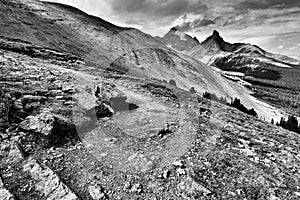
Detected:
[{"left": 0, "top": 41, "right": 300, "bottom": 200}]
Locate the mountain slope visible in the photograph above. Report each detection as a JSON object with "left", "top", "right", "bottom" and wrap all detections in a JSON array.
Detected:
[{"left": 0, "top": 0, "right": 285, "bottom": 121}]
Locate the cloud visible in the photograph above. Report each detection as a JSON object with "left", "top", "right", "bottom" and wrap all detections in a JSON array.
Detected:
[
  {"left": 108, "top": 0, "right": 188, "bottom": 21},
  {"left": 176, "top": 18, "right": 216, "bottom": 32},
  {"left": 105, "top": 0, "right": 209, "bottom": 26},
  {"left": 236, "top": 0, "right": 300, "bottom": 10},
  {"left": 187, "top": 3, "right": 209, "bottom": 15}
]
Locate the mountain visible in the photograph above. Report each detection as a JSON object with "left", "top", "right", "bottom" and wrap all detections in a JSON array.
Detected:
[
  {"left": 187, "top": 30, "right": 300, "bottom": 80},
  {"left": 0, "top": 0, "right": 284, "bottom": 122},
  {"left": 187, "top": 30, "right": 300, "bottom": 120},
  {"left": 156, "top": 27, "right": 199, "bottom": 51},
  {"left": 1, "top": 1, "right": 300, "bottom": 199}
]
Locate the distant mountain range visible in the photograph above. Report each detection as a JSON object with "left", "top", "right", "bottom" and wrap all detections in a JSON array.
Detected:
[
  {"left": 156, "top": 26, "right": 300, "bottom": 82},
  {"left": 186, "top": 30, "right": 300, "bottom": 80}
]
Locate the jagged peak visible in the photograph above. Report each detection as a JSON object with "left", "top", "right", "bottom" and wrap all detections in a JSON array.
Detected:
[
  {"left": 212, "top": 30, "right": 220, "bottom": 37},
  {"left": 170, "top": 27, "right": 178, "bottom": 32},
  {"left": 211, "top": 30, "right": 224, "bottom": 42},
  {"left": 202, "top": 29, "right": 225, "bottom": 45}
]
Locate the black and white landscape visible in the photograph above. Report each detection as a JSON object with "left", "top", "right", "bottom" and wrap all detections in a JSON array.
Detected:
[{"left": 0, "top": 0, "right": 300, "bottom": 199}]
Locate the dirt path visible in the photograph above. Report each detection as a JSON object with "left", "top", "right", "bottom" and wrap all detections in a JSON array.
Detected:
[{"left": 46, "top": 65, "right": 200, "bottom": 173}]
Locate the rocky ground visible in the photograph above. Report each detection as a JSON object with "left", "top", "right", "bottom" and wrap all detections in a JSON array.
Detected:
[{"left": 1, "top": 44, "right": 300, "bottom": 200}]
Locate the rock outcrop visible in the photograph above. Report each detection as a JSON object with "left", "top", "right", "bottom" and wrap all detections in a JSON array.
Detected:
[
  {"left": 0, "top": 177, "right": 15, "bottom": 200},
  {"left": 23, "top": 158, "right": 79, "bottom": 200},
  {"left": 0, "top": 90, "right": 11, "bottom": 133},
  {"left": 19, "top": 112, "right": 76, "bottom": 147}
]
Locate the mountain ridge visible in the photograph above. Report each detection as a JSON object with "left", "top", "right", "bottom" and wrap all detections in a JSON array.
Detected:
[
  {"left": 186, "top": 29, "right": 300, "bottom": 67},
  {"left": 156, "top": 27, "right": 199, "bottom": 52}
]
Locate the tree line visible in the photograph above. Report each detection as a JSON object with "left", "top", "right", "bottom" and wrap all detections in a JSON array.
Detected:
[
  {"left": 202, "top": 92, "right": 258, "bottom": 117},
  {"left": 275, "top": 115, "right": 300, "bottom": 134}
]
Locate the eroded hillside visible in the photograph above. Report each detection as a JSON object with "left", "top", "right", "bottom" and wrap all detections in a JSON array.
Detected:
[{"left": 1, "top": 48, "right": 300, "bottom": 200}]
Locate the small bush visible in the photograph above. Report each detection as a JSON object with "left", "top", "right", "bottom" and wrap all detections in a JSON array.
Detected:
[
  {"left": 169, "top": 79, "right": 177, "bottom": 87},
  {"left": 190, "top": 87, "right": 196, "bottom": 94}
]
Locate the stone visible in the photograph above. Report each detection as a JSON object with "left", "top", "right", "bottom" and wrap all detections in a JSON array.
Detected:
[
  {"left": 172, "top": 160, "right": 184, "bottom": 168},
  {"left": 127, "top": 153, "right": 154, "bottom": 172},
  {"left": 177, "top": 176, "right": 211, "bottom": 196},
  {"left": 19, "top": 113, "right": 55, "bottom": 137},
  {"left": 123, "top": 182, "right": 131, "bottom": 191},
  {"left": 64, "top": 101, "right": 76, "bottom": 106},
  {"left": 96, "top": 86, "right": 128, "bottom": 112},
  {"left": 88, "top": 185, "right": 105, "bottom": 200},
  {"left": 176, "top": 168, "right": 186, "bottom": 176},
  {"left": 131, "top": 183, "right": 142, "bottom": 194},
  {"left": 21, "top": 95, "right": 46, "bottom": 104},
  {"left": 8, "top": 142, "right": 24, "bottom": 163},
  {"left": 0, "top": 188, "right": 15, "bottom": 200},
  {"left": 163, "top": 169, "right": 170, "bottom": 179},
  {"left": 13, "top": 99, "right": 23, "bottom": 110},
  {"left": 62, "top": 84, "right": 75, "bottom": 93},
  {"left": 0, "top": 90, "right": 12, "bottom": 132},
  {"left": 0, "top": 177, "right": 15, "bottom": 200},
  {"left": 18, "top": 112, "right": 76, "bottom": 147},
  {"left": 23, "top": 158, "right": 78, "bottom": 200}
]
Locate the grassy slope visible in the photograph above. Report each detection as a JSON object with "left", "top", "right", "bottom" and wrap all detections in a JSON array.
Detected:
[{"left": 1, "top": 49, "right": 300, "bottom": 199}]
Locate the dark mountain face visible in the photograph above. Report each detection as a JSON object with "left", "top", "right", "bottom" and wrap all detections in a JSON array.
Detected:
[{"left": 157, "top": 27, "right": 199, "bottom": 52}]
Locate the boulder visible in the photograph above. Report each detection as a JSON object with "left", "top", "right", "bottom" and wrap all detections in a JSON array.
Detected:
[
  {"left": 19, "top": 113, "right": 55, "bottom": 137},
  {"left": 8, "top": 142, "right": 25, "bottom": 163},
  {"left": 18, "top": 112, "right": 76, "bottom": 147},
  {"left": 88, "top": 185, "right": 105, "bottom": 200},
  {"left": 96, "top": 86, "right": 129, "bottom": 113},
  {"left": 0, "top": 177, "right": 15, "bottom": 200},
  {"left": 23, "top": 158, "right": 78, "bottom": 200},
  {"left": 177, "top": 173, "right": 211, "bottom": 196}
]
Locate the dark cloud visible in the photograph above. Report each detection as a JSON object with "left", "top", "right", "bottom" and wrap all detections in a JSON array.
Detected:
[
  {"left": 222, "top": 7, "right": 300, "bottom": 28},
  {"left": 236, "top": 0, "right": 300, "bottom": 10},
  {"left": 176, "top": 21, "right": 192, "bottom": 32},
  {"left": 187, "top": 3, "right": 209, "bottom": 15},
  {"left": 194, "top": 19, "right": 215, "bottom": 27},
  {"left": 176, "top": 18, "right": 215, "bottom": 32},
  {"left": 106, "top": 0, "right": 209, "bottom": 25},
  {"left": 108, "top": 0, "right": 189, "bottom": 18}
]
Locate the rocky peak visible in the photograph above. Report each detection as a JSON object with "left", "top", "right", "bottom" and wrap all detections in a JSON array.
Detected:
[
  {"left": 212, "top": 30, "right": 220, "bottom": 37},
  {"left": 202, "top": 30, "right": 225, "bottom": 46},
  {"left": 160, "top": 26, "right": 199, "bottom": 51},
  {"left": 170, "top": 27, "right": 178, "bottom": 32}
]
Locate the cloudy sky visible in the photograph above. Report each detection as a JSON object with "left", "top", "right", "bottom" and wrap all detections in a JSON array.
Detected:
[{"left": 46, "top": 0, "right": 300, "bottom": 59}]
